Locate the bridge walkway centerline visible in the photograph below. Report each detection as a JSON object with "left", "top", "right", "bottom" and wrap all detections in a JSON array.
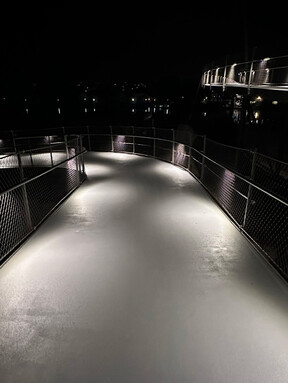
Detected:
[{"left": 1, "top": 151, "right": 288, "bottom": 382}]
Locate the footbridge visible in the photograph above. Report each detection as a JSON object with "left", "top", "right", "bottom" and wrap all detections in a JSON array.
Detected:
[
  {"left": 1, "top": 127, "right": 288, "bottom": 382},
  {"left": 202, "top": 54, "right": 288, "bottom": 94}
]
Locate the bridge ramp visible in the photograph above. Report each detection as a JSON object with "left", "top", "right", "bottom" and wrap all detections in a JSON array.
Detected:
[{"left": 1, "top": 152, "right": 288, "bottom": 382}]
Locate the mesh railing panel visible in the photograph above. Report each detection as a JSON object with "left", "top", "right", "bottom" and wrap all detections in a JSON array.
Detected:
[
  {"left": 155, "top": 139, "right": 173, "bottom": 162},
  {"left": 27, "top": 160, "right": 82, "bottom": 228},
  {"left": 253, "top": 153, "right": 288, "bottom": 203},
  {"left": 85, "top": 127, "right": 288, "bottom": 280},
  {"left": 0, "top": 136, "right": 86, "bottom": 264},
  {"left": 1, "top": 127, "right": 288, "bottom": 280},
  {"left": 206, "top": 139, "right": 253, "bottom": 177},
  {"left": 0, "top": 154, "right": 21, "bottom": 193},
  {"left": 202, "top": 158, "right": 248, "bottom": 226},
  {"left": 244, "top": 187, "right": 288, "bottom": 277},
  {"left": 135, "top": 136, "right": 154, "bottom": 156},
  {"left": 0, "top": 187, "right": 31, "bottom": 259}
]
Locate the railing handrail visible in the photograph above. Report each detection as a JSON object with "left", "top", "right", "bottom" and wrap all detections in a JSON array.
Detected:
[
  {"left": 0, "top": 149, "right": 86, "bottom": 198},
  {"left": 83, "top": 129, "right": 288, "bottom": 208},
  {"left": 1, "top": 128, "right": 287, "bottom": 207}
]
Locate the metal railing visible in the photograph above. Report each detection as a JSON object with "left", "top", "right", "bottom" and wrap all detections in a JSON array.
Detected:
[
  {"left": 72, "top": 125, "right": 287, "bottom": 280},
  {"left": 202, "top": 54, "right": 288, "bottom": 92},
  {"left": 1, "top": 125, "right": 287, "bottom": 281},
  {"left": 0, "top": 135, "right": 86, "bottom": 264}
]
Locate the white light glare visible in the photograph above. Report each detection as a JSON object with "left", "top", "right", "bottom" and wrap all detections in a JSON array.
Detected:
[
  {"left": 175, "top": 143, "right": 186, "bottom": 165},
  {"left": 114, "top": 135, "right": 126, "bottom": 151}
]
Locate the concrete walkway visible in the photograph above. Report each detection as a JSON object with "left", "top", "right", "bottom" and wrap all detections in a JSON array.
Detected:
[{"left": 1, "top": 152, "right": 288, "bottom": 383}]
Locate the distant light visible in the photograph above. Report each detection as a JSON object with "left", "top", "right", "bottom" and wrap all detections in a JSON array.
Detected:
[
  {"left": 25, "top": 108, "right": 29, "bottom": 114},
  {"left": 131, "top": 98, "right": 135, "bottom": 102},
  {"left": 84, "top": 98, "right": 87, "bottom": 101},
  {"left": 254, "top": 111, "right": 260, "bottom": 119},
  {"left": 255, "top": 96, "right": 262, "bottom": 102},
  {"left": 57, "top": 98, "right": 60, "bottom": 102},
  {"left": 272, "top": 100, "right": 278, "bottom": 105},
  {"left": 131, "top": 108, "right": 135, "bottom": 113},
  {"left": 57, "top": 107, "right": 61, "bottom": 115},
  {"left": 84, "top": 108, "right": 87, "bottom": 113},
  {"left": 92, "top": 98, "right": 96, "bottom": 102},
  {"left": 93, "top": 108, "right": 96, "bottom": 112}
]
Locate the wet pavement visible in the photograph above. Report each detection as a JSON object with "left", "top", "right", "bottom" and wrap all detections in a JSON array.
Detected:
[{"left": 1, "top": 152, "right": 288, "bottom": 383}]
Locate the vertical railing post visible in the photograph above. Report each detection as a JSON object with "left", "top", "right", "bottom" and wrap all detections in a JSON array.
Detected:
[
  {"left": 200, "top": 135, "right": 206, "bottom": 182},
  {"left": 64, "top": 135, "right": 69, "bottom": 159},
  {"left": 248, "top": 47, "right": 257, "bottom": 95},
  {"left": 172, "top": 129, "right": 175, "bottom": 164},
  {"left": 242, "top": 149, "right": 257, "bottom": 229},
  {"left": 132, "top": 126, "right": 135, "bottom": 154},
  {"left": 110, "top": 125, "right": 114, "bottom": 152},
  {"left": 188, "top": 131, "right": 192, "bottom": 172},
  {"left": 222, "top": 55, "right": 227, "bottom": 92},
  {"left": 28, "top": 138, "right": 34, "bottom": 167},
  {"left": 80, "top": 135, "right": 85, "bottom": 174},
  {"left": 48, "top": 136, "right": 54, "bottom": 166},
  {"left": 74, "top": 136, "right": 80, "bottom": 184},
  {"left": 210, "top": 62, "right": 213, "bottom": 90},
  {"left": 17, "top": 151, "right": 32, "bottom": 230},
  {"left": 153, "top": 127, "right": 156, "bottom": 158}
]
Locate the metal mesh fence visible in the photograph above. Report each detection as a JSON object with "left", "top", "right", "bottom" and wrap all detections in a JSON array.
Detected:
[
  {"left": 244, "top": 187, "right": 288, "bottom": 277},
  {"left": 1, "top": 126, "right": 288, "bottom": 281},
  {"left": 206, "top": 139, "right": 253, "bottom": 177},
  {"left": 253, "top": 153, "right": 288, "bottom": 203},
  {"left": 0, "top": 136, "right": 86, "bottom": 263},
  {"left": 202, "top": 158, "right": 249, "bottom": 226},
  {"left": 80, "top": 126, "right": 288, "bottom": 280}
]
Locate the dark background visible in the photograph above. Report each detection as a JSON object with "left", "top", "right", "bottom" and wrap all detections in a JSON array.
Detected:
[
  {"left": 1, "top": 2, "right": 286, "bottom": 86},
  {"left": 0, "top": 1, "right": 287, "bottom": 142}
]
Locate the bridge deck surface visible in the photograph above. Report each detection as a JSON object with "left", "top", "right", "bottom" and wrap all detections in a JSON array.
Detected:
[{"left": 1, "top": 152, "right": 288, "bottom": 383}]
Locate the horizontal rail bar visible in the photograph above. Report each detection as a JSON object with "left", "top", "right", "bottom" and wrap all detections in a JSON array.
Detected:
[{"left": 0, "top": 149, "right": 86, "bottom": 197}]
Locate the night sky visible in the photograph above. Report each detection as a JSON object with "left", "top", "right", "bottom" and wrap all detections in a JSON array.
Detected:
[{"left": 1, "top": 2, "right": 287, "bottom": 87}]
